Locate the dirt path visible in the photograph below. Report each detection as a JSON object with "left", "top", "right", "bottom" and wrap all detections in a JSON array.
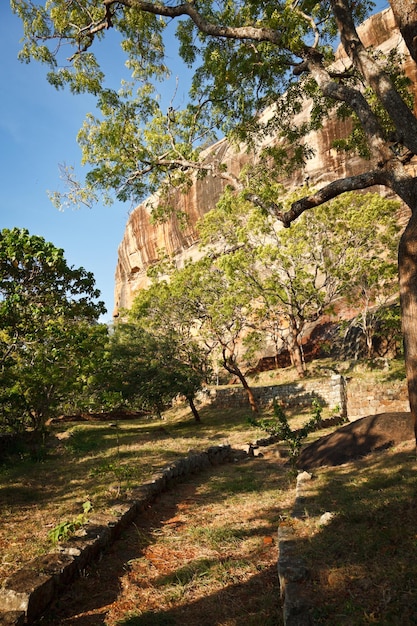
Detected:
[{"left": 35, "top": 452, "right": 288, "bottom": 626}]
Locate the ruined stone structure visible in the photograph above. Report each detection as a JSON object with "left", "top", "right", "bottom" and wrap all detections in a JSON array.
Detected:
[{"left": 114, "top": 8, "right": 416, "bottom": 316}]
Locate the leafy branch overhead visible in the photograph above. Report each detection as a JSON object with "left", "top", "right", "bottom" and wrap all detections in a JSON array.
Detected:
[{"left": 12, "top": 1, "right": 417, "bottom": 215}]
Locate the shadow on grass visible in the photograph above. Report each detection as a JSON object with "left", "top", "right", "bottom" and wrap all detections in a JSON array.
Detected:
[
  {"left": 116, "top": 564, "right": 279, "bottom": 626},
  {"left": 294, "top": 445, "right": 417, "bottom": 625},
  {"left": 33, "top": 457, "right": 286, "bottom": 626},
  {"left": 0, "top": 416, "right": 214, "bottom": 512}
]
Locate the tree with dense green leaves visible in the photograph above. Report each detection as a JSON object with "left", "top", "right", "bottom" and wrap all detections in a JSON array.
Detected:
[
  {"left": 131, "top": 258, "right": 260, "bottom": 411},
  {"left": 12, "top": 0, "right": 417, "bottom": 439},
  {"left": 104, "top": 322, "right": 205, "bottom": 420},
  {"left": 0, "top": 227, "right": 106, "bottom": 432},
  {"left": 198, "top": 190, "right": 401, "bottom": 375}
]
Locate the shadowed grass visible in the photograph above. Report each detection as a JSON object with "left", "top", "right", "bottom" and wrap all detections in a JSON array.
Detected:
[
  {"left": 0, "top": 403, "right": 273, "bottom": 581},
  {"left": 288, "top": 441, "right": 417, "bottom": 625}
]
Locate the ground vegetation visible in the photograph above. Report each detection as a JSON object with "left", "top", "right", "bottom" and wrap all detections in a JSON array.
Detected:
[{"left": 11, "top": 0, "right": 417, "bottom": 438}]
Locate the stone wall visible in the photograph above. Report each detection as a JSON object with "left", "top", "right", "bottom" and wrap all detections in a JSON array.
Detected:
[
  {"left": 346, "top": 378, "right": 409, "bottom": 420},
  {"left": 201, "top": 376, "right": 346, "bottom": 415},
  {"left": 200, "top": 375, "right": 410, "bottom": 421}
]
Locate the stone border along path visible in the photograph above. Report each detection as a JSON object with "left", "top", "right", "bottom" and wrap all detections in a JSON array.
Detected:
[
  {"left": 278, "top": 471, "right": 314, "bottom": 626},
  {"left": 0, "top": 439, "right": 308, "bottom": 626}
]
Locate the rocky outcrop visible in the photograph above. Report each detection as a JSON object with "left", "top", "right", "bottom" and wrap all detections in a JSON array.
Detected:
[
  {"left": 114, "top": 8, "right": 415, "bottom": 315},
  {"left": 114, "top": 138, "right": 250, "bottom": 313}
]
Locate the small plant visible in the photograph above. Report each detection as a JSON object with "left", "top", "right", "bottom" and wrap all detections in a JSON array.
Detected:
[
  {"left": 251, "top": 400, "right": 324, "bottom": 467},
  {"left": 311, "top": 398, "right": 323, "bottom": 425},
  {"left": 48, "top": 500, "right": 93, "bottom": 545}
]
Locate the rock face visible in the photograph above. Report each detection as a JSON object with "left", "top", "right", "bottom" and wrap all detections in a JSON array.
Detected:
[
  {"left": 114, "top": 139, "right": 250, "bottom": 314},
  {"left": 114, "top": 8, "right": 415, "bottom": 315}
]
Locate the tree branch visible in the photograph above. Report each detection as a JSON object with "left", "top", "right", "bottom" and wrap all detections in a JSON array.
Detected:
[
  {"left": 303, "top": 50, "right": 390, "bottom": 163},
  {"left": 275, "top": 170, "right": 391, "bottom": 227},
  {"left": 330, "top": 0, "right": 417, "bottom": 156},
  {"left": 100, "top": 0, "right": 283, "bottom": 44}
]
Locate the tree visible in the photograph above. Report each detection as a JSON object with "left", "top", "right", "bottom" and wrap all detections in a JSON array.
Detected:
[
  {"left": 0, "top": 227, "right": 106, "bottom": 432},
  {"left": 130, "top": 278, "right": 212, "bottom": 421},
  {"left": 198, "top": 189, "right": 401, "bottom": 375},
  {"left": 131, "top": 258, "right": 260, "bottom": 411},
  {"left": 105, "top": 322, "right": 205, "bottom": 420},
  {"left": 12, "top": 1, "right": 417, "bottom": 439}
]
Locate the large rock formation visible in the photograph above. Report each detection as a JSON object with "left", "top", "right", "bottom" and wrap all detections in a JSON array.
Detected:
[{"left": 114, "top": 8, "right": 416, "bottom": 316}]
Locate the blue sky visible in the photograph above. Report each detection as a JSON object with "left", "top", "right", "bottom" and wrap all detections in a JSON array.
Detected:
[
  {"left": 0, "top": 1, "right": 389, "bottom": 322},
  {"left": 0, "top": 5, "right": 132, "bottom": 322}
]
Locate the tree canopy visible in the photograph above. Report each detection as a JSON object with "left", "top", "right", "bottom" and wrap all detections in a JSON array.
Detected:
[
  {"left": 11, "top": 0, "right": 417, "bottom": 440},
  {"left": 12, "top": 0, "right": 416, "bottom": 210},
  {"left": 0, "top": 227, "right": 106, "bottom": 432},
  {"left": 102, "top": 322, "right": 207, "bottom": 420},
  {"left": 198, "top": 190, "right": 401, "bottom": 375},
  {"left": 131, "top": 257, "right": 260, "bottom": 410}
]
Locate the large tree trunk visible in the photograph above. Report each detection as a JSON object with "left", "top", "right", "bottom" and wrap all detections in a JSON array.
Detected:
[
  {"left": 390, "top": 0, "right": 417, "bottom": 64},
  {"left": 398, "top": 208, "right": 417, "bottom": 443}
]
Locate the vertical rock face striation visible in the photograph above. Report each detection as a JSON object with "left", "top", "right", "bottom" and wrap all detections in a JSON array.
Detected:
[
  {"left": 114, "top": 8, "right": 415, "bottom": 316},
  {"left": 114, "top": 139, "right": 249, "bottom": 314}
]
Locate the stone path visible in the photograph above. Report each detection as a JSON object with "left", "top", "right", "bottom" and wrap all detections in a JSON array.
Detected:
[{"left": 33, "top": 453, "right": 286, "bottom": 626}]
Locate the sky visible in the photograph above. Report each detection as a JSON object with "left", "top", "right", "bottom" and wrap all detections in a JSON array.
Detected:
[
  {"left": 0, "top": 1, "right": 390, "bottom": 323},
  {"left": 0, "top": 4, "right": 190, "bottom": 324},
  {"left": 0, "top": 5, "right": 132, "bottom": 322}
]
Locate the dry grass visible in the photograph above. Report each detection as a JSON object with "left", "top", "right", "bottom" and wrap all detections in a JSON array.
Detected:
[
  {"left": 289, "top": 439, "right": 417, "bottom": 625},
  {"left": 37, "top": 451, "right": 292, "bottom": 625},
  {"left": 0, "top": 403, "right": 275, "bottom": 582},
  {"left": 2, "top": 358, "right": 416, "bottom": 625}
]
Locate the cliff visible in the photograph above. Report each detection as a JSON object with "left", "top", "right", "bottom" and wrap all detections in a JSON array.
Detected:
[{"left": 114, "top": 8, "right": 416, "bottom": 315}]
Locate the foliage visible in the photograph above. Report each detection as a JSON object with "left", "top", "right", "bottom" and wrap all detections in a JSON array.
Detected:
[
  {"left": 102, "top": 322, "right": 206, "bottom": 419},
  {"left": 250, "top": 400, "right": 323, "bottom": 466},
  {"left": 373, "top": 302, "right": 403, "bottom": 357},
  {"left": 48, "top": 500, "right": 93, "bottom": 544},
  {"left": 197, "top": 191, "right": 400, "bottom": 373},
  {"left": 12, "top": 0, "right": 407, "bottom": 212},
  {"left": 0, "top": 227, "right": 107, "bottom": 433},
  {"left": 11, "top": 0, "right": 417, "bottom": 428},
  {"left": 131, "top": 256, "right": 261, "bottom": 410},
  {"left": 0, "top": 227, "right": 104, "bottom": 328}
]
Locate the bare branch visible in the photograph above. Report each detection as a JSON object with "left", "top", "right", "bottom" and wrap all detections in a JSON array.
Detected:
[{"left": 123, "top": 151, "right": 241, "bottom": 192}]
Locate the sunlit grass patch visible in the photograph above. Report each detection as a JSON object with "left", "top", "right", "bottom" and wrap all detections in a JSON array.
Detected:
[
  {"left": 187, "top": 524, "right": 246, "bottom": 550},
  {"left": 0, "top": 403, "right": 281, "bottom": 582},
  {"left": 103, "top": 453, "right": 285, "bottom": 626}
]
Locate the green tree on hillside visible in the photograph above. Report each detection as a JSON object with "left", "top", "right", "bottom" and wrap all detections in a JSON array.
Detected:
[
  {"left": 131, "top": 259, "right": 261, "bottom": 411},
  {"left": 0, "top": 227, "right": 106, "bottom": 432},
  {"left": 198, "top": 190, "right": 401, "bottom": 375},
  {"left": 103, "top": 322, "right": 206, "bottom": 420},
  {"left": 12, "top": 1, "right": 417, "bottom": 439}
]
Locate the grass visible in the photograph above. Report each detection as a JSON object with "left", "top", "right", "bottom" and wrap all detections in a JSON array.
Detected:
[
  {"left": 249, "top": 356, "right": 406, "bottom": 386},
  {"left": 32, "top": 440, "right": 292, "bottom": 625},
  {"left": 1, "top": 356, "right": 416, "bottom": 625},
  {"left": 287, "top": 440, "right": 417, "bottom": 625},
  {"left": 0, "top": 403, "right": 272, "bottom": 582}
]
